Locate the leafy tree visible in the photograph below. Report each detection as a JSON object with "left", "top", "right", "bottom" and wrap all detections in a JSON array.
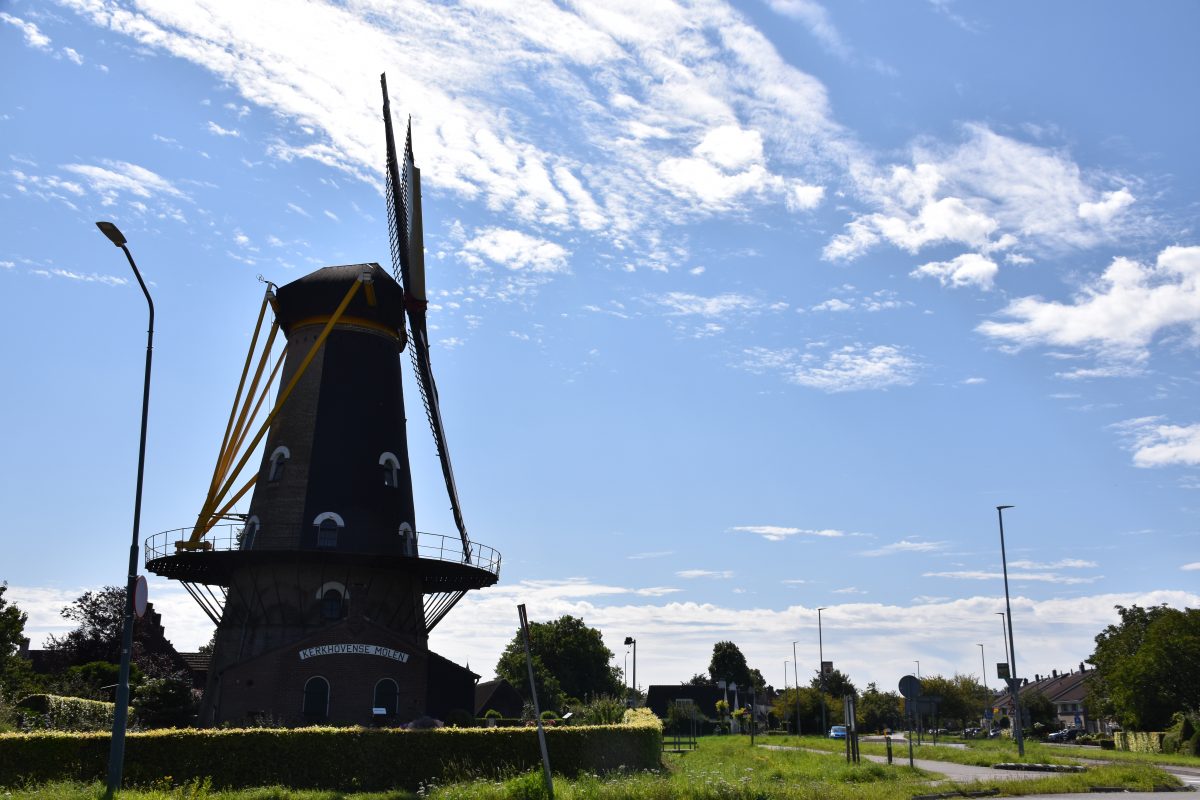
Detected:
[
  {"left": 916, "top": 674, "right": 990, "bottom": 729},
  {"left": 684, "top": 673, "right": 712, "bottom": 686},
  {"left": 1022, "top": 689, "right": 1057, "bottom": 730},
  {"left": 1087, "top": 604, "right": 1200, "bottom": 730},
  {"left": 0, "top": 584, "right": 38, "bottom": 699},
  {"left": 133, "top": 676, "right": 196, "bottom": 728},
  {"left": 46, "top": 586, "right": 125, "bottom": 664},
  {"left": 857, "top": 682, "right": 903, "bottom": 733},
  {"left": 495, "top": 615, "right": 621, "bottom": 712},
  {"left": 708, "top": 641, "right": 753, "bottom": 689},
  {"left": 46, "top": 660, "right": 144, "bottom": 701},
  {"left": 809, "top": 667, "right": 857, "bottom": 698},
  {"left": 771, "top": 685, "right": 843, "bottom": 733},
  {"left": 748, "top": 667, "right": 767, "bottom": 694}
]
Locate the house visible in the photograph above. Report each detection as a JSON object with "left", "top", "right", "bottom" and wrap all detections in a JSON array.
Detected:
[
  {"left": 474, "top": 678, "right": 523, "bottom": 718},
  {"left": 991, "top": 663, "right": 1100, "bottom": 733}
]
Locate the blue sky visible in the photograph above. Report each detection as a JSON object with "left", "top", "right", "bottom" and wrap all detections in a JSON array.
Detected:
[{"left": 2, "top": 0, "right": 1197, "bottom": 695}]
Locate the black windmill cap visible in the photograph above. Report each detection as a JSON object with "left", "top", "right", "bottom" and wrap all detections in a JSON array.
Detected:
[{"left": 274, "top": 263, "right": 406, "bottom": 335}]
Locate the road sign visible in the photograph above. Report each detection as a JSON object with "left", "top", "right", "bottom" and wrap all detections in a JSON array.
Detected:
[
  {"left": 997, "top": 662, "right": 1010, "bottom": 679},
  {"left": 898, "top": 675, "right": 922, "bottom": 699},
  {"left": 133, "top": 576, "right": 148, "bottom": 619},
  {"left": 984, "top": 707, "right": 994, "bottom": 720},
  {"left": 1074, "top": 714, "right": 1082, "bottom": 726},
  {"left": 821, "top": 661, "right": 834, "bottom": 675}
]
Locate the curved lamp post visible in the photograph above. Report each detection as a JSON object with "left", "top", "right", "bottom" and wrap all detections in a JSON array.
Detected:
[{"left": 96, "top": 221, "right": 154, "bottom": 799}]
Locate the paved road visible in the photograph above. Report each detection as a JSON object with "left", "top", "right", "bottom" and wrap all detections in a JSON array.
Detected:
[{"left": 760, "top": 743, "right": 1197, "bottom": 795}]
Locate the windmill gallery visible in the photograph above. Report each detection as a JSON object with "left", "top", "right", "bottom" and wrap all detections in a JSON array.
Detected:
[{"left": 141, "top": 75, "right": 501, "bottom": 727}]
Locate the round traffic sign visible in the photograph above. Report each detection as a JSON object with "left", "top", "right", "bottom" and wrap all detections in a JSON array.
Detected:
[
  {"left": 133, "top": 575, "right": 148, "bottom": 618},
  {"left": 898, "top": 674, "right": 922, "bottom": 699}
]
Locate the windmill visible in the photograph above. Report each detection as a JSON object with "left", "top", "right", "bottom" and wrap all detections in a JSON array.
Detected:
[{"left": 143, "top": 74, "right": 499, "bottom": 726}]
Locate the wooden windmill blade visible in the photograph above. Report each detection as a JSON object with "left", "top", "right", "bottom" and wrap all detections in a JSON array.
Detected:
[{"left": 381, "top": 73, "right": 473, "bottom": 565}]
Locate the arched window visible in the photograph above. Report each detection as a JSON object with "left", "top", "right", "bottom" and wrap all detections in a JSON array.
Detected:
[
  {"left": 268, "top": 446, "right": 290, "bottom": 482},
  {"left": 379, "top": 452, "right": 400, "bottom": 488},
  {"left": 240, "top": 516, "right": 260, "bottom": 550},
  {"left": 373, "top": 678, "right": 399, "bottom": 715},
  {"left": 313, "top": 512, "right": 344, "bottom": 549},
  {"left": 302, "top": 676, "right": 329, "bottom": 720},
  {"left": 320, "top": 589, "right": 343, "bottom": 620}
]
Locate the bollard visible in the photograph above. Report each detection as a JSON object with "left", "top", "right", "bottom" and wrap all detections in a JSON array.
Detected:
[{"left": 886, "top": 734, "right": 893, "bottom": 765}]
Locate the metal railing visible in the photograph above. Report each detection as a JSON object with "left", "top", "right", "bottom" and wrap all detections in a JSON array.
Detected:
[{"left": 144, "top": 523, "right": 500, "bottom": 576}]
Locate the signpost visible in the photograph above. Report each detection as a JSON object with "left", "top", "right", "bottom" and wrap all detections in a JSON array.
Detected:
[
  {"left": 517, "top": 604, "right": 553, "bottom": 799},
  {"left": 898, "top": 675, "right": 921, "bottom": 768}
]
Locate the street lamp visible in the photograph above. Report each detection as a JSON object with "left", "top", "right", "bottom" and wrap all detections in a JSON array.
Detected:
[
  {"left": 624, "top": 636, "right": 637, "bottom": 703},
  {"left": 96, "top": 221, "right": 154, "bottom": 799},
  {"left": 996, "top": 504, "right": 1024, "bottom": 757},
  {"left": 913, "top": 660, "right": 920, "bottom": 679},
  {"left": 792, "top": 639, "right": 802, "bottom": 736},
  {"left": 783, "top": 660, "right": 790, "bottom": 733},
  {"left": 817, "top": 607, "right": 827, "bottom": 735},
  {"left": 978, "top": 643, "right": 987, "bottom": 692},
  {"left": 996, "top": 612, "right": 1010, "bottom": 671}
]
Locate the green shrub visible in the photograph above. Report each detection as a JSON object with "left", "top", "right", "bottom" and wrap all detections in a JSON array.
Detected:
[
  {"left": 14, "top": 694, "right": 115, "bottom": 732},
  {"left": 484, "top": 709, "right": 503, "bottom": 719},
  {"left": 0, "top": 715, "right": 663, "bottom": 790},
  {"left": 444, "top": 708, "right": 475, "bottom": 728},
  {"left": 578, "top": 695, "right": 625, "bottom": 726},
  {"left": 540, "top": 710, "right": 558, "bottom": 721},
  {"left": 132, "top": 677, "right": 195, "bottom": 729},
  {"left": 1188, "top": 730, "right": 1200, "bottom": 757}
]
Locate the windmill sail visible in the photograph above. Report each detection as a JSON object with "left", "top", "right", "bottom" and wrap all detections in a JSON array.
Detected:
[{"left": 381, "top": 73, "right": 472, "bottom": 564}]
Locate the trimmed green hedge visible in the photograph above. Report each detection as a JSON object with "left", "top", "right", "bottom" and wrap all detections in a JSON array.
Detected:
[
  {"left": 14, "top": 694, "right": 115, "bottom": 732},
  {"left": 1115, "top": 731, "right": 1165, "bottom": 753},
  {"left": 0, "top": 714, "right": 662, "bottom": 790}
]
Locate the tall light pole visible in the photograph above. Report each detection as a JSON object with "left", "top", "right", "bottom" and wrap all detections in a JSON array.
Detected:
[
  {"left": 624, "top": 636, "right": 637, "bottom": 704},
  {"left": 996, "top": 504, "right": 1024, "bottom": 757},
  {"left": 817, "top": 607, "right": 827, "bottom": 735},
  {"left": 978, "top": 643, "right": 987, "bottom": 692},
  {"left": 913, "top": 660, "right": 920, "bottom": 679},
  {"left": 792, "top": 639, "right": 802, "bottom": 737},
  {"left": 784, "top": 660, "right": 790, "bottom": 733},
  {"left": 96, "top": 221, "right": 153, "bottom": 800},
  {"left": 996, "top": 612, "right": 1010, "bottom": 671}
]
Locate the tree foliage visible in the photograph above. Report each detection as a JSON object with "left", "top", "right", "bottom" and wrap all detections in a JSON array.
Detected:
[
  {"left": 0, "top": 584, "right": 38, "bottom": 699},
  {"left": 707, "top": 641, "right": 752, "bottom": 689},
  {"left": 857, "top": 682, "right": 903, "bottom": 733},
  {"left": 915, "top": 673, "right": 991, "bottom": 729},
  {"left": 770, "top": 686, "right": 842, "bottom": 733},
  {"left": 494, "top": 615, "right": 622, "bottom": 712},
  {"left": 45, "top": 586, "right": 125, "bottom": 664},
  {"left": 809, "top": 667, "right": 857, "bottom": 698},
  {"left": 1087, "top": 604, "right": 1200, "bottom": 730}
]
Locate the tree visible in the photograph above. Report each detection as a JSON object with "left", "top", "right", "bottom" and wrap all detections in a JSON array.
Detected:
[
  {"left": 809, "top": 667, "right": 857, "bottom": 698},
  {"left": 771, "top": 685, "right": 843, "bottom": 734},
  {"left": 916, "top": 674, "right": 990, "bottom": 730},
  {"left": 684, "top": 673, "right": 712, "bottom": 686},
  {"left": 708, "top": 641, "right": 753, "bottom": 690},
  {"left": 1088, "top": 604, "right": 1200, "bottom": 730},
  {"left": 0, "top": 584, "right": 37, "bottom": 699},
  {"left": 133, "top": 676, "right": 197, "bottom": 728},
  {"left": 494, "top": 615, "right": 621, "bottom": 712},
  {"left": 45, "top": 586, "right": 125, "bottom": 664},
  {"left": 857, "top": 682, "right": 903, "bottom": 733},
  {"left": 748, "top": 667, "right": 767, "bottom": 694}
]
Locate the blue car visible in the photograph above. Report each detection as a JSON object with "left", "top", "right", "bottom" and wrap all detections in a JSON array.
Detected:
[{"left": 828, "top": 725, "right": 847, "bottom": 739}]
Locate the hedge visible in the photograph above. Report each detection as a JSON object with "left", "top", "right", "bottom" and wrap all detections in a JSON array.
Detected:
[
  {"left": 14, "top": 694, "right": 115, "bottom": 732},
  {"left": 1115, "top": 731, "right": 1165, "bottom": 753},
  {"left": 0, "top": 711, "right": 662, "bottom": 790}
]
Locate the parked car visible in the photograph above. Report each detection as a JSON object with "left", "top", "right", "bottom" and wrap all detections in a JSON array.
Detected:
[
  {"left": 828, "top": 725, "right": 847, "bottom": 739},
  {"left": 1048, "top": 728, "right": 1080, "bottom": 743}
]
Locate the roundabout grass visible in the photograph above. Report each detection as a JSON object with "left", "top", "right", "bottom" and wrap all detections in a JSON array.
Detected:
[{"left": 0, "top": 734, "right": 1181, "bottom": 799}]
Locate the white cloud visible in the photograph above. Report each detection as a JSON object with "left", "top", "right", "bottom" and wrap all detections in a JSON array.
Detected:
[
  {"left": 731, "top": 526, "right": 848, "bottom": 541},
  {"left": 657, "top": 292, "right": 760, "bottom": 317},
  {"left": 1, "top": 12, "right": 51, "bottom": 50},
  {"left": 1078, "top": 188, "right": 1134, "bottom": 224},
  {"left": 676, "top": 569, "right": 734, "bottom": 579},
  {"left": 31, "top": 268, "right": 128, "bottom": 286},
  {"left": 742, "top": 343, "right": 919, "bottom": 392},
  {"left": 833, "top": 586, "right": 866, "bottom": 595},
  {"left": 1009, "top": 559, "right": 1098, "bottom": 570},
  {"left": 63, "top": 47, "right": 84, "bottom": 65},
  {"left": 963, "top": 377, "right": 986, "bottom": 385},
  {"left": 458, "top": 227, "right": 569, "bottom": 273},
  {"left": 826, "top": 124, "right": 1142, "bottom": 270},
  {"left": 764, "top": 0, "right": 850, "bottom": 60},
  {"left": 861, "top": 539, "right": 946, "bottom": 557},
  {"left": 812, "top": 298, "right": 852, "bottom": 312},
  {"left": 627, "top": 551, "right": 673, "bottom": 560},
  {"left": 978, "top": 246, "right": 1200, "bottom": 361},
  {"left": 62, "top": 160, "right": 186, "bottom": 204},
  {"left": 1112, "top": 416, "right": 1200, "bottom": 468},
  {"left": 207, "top": 121, "right": 241, "bottom": 137},
  {"left": 57, "top": 0, "right": 843, "bottom": 266},
  {"left": 911, "top": 252, "right": 998, "bottom": 290},
  {"left": 1182, "top": 563, "right": 1200, "bottom": 571},
  {"left": 924, "top": 570, "right": 1102, "bottom": 585}
]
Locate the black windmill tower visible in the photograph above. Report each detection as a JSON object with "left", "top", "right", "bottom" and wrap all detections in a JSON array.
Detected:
[{"left": 144, "top": 75, "right": 499, "bottom": 726}]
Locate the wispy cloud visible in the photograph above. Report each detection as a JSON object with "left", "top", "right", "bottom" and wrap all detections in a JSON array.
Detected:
[
  {"left": 732, "top": 525, "right": 850, "bottom": 541},
  {"left": 923, "top": 570, "right": 1102, "bottom": 585},
  {"left": 1009, "top": 559, "right": 1097, "bottom": 570},
  {"left": 1183, "top": 563, "right": 1200, "bottom": 571},
  {"left": 30, "top": 268, "right": 128, "bottom": 286},
  {"left": 860, "top": 539, "right": 946, "bottom": 557},
  {"left": 741, "top": 343, "right": 919, "bottom": 392},
  {"left": 458, "top": 227, "right": 569, "bottom": 274},
  {"left": 628, "top": 551, "right": 674, "bottom": 560},
  {"left": 656, "top": 292, "right": 763, "bottom": 317},
  {"left": 676, "top": 569, "right": 734, "bottom": 579},
  {"left": 1111, "top": 416, "right": 1200, "bottom": 468},
  {"left": 1, "top": 12, "right": 52, "bottom": 50}
]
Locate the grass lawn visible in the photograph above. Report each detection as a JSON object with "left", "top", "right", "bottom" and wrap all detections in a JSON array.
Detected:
[{"left": 0, "top": 735, "right": 1182, "bottom": 799}]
